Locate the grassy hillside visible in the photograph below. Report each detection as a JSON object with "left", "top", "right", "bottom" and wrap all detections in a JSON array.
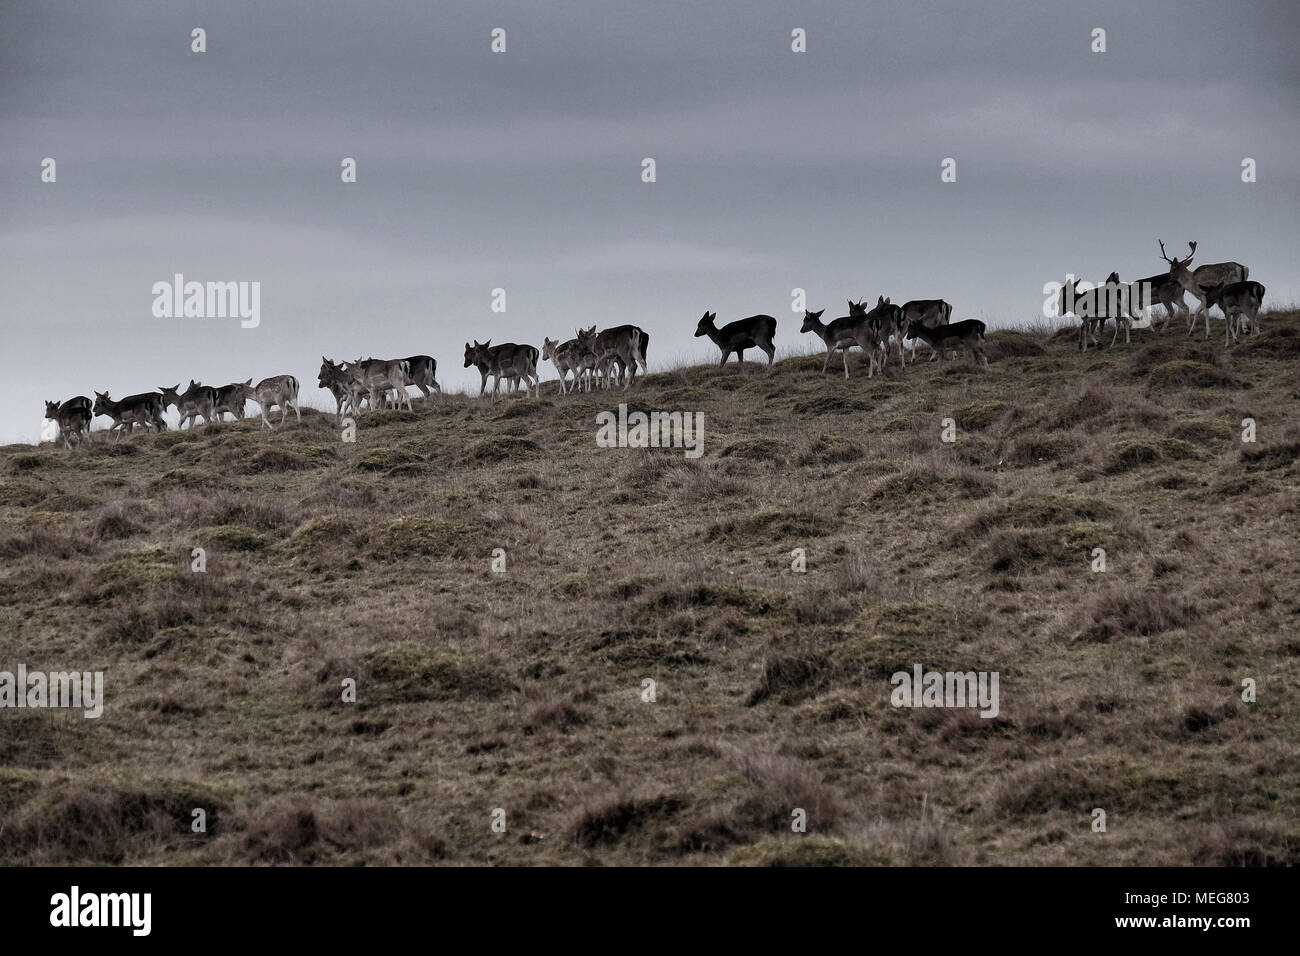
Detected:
[{"left": 2, "top": 313, "right": 1298, "bottom": 866}]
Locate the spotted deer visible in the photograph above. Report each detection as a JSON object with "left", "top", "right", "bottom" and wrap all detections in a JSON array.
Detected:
[
  {"left": 799, "top": 304, "right": 880, "bottom": 378},
  {"left": 251, "top": 375, "right": 300, "bottom": 429},
  {"left": 1159, "top": 240, "right": 1249, "bottom": 339},
  {"left": 160, "top": 381, "right": 218, "bottom": 429},
  {"left": 543, "top": 335, "right": 585, "bottom": 394},
  {"left": 348, "top": 358, "right": 413, "bottom": 411}
]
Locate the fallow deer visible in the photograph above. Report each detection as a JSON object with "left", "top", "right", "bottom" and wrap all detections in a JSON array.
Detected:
[
  {"left": 251, "top": 375, "right": 300, "bottom": 429},
  {"left": 464, "top": 341, "right": 540, "bottom": 397},
  {"left": 899, "top": 299, "right": 952, "bottom": 363},
  {"left": 44, "top": 397, "right": 92, "bottom": 448},
  {"left": 905, "top": 318, "right": 988, "bottom": 368},
  {"left": 160, "top": 381, "right": 218, "bottom": 429},
  {"left": 1203, "top": 280, "right": 1265, "bottom": 344},
  {"left": 693, "top": 312, "right": 777, "bottom": 367},
  {"left": 1159, "top": 240, "right": 1249, "bottom": 339},
  {"left": 93, "top": 391, "right": 167, "bottom": 438},
  {"left": 211, "top": 380, "right": 252, "bottom": 421}
]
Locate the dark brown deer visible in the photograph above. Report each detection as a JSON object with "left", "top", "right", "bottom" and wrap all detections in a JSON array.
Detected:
[
  {"left": 899, "top": 299, "right": 952, "bottom": 363},
  {"left": 904, "top": 318, "right": 988, "bottom": 368},
  {"left": 211, "top": 380, "right": 252, "bottom": 421},
  {"left": 318, "top": 359, "right": 357, "bottom": 419},
  {"left": 589, "top": 325, "right": 649, "bottom": 389},
  {"left": 850, "top": 297, "right": 904, "bottom": 376},
  {"left": 1203, "top": 280, "right": 1265, "bottom": 344},
  {"left": 44, "top": 397, "right": 92, "bottom": 448},
  {"left": 401, "top": 355, "right": 440, "bottom": 399},
  {"left": 93, "top": 391, "right": 166, "bottom": 438},
  {"left": 693, "top": 312, "right": 777, "bottom": 367},
  {"left": 464, "top": 341, "right": 540, "bottom": 397}
]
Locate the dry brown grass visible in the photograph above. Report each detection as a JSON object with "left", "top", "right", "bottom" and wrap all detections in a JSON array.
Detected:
[{"left": 2, "top": 310, "right": 1298, "bottom": 865}]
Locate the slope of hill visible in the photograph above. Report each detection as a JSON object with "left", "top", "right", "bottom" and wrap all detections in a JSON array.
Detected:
[{"left": 2, "top": 313, "right": 1298, "bottom": 865}]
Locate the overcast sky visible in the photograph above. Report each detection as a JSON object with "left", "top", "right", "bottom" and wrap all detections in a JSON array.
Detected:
[{"left": 3, "top": 0, "right": 1298, "bottom": 442}]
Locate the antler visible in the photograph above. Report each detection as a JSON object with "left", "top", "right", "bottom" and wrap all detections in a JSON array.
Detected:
[{"left": 1158, "top": 239, "right": 1171, "bottom": 263}]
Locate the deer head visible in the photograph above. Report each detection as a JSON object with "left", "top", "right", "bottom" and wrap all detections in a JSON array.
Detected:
[
  {"left": 1159, "top": 239, "right": 1197, "bottom": 282},
  {"left": 798, "top": 309, "right": 825, "bottom": 333}
]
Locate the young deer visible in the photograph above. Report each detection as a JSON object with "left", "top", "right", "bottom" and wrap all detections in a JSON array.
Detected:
[
  {"left": 898, "top": 299, "right": 952, "bottom": 363},
  {"left": 590, "top": 325, "right": 649, "bottom": 389},
  {"left": 93, "top": 390, "right": 167, "bottom": 438},
  {"left": 251, "top": 375, "right": 301, "bottom": 429},
  {"left": 401, "top": 356, "right": 440, "bottom": 399},
  {"left": 160, "top": 381, "right": 218, "bottom": 429},
  {"left": 44, "top": 397, "right": 92, "bottom": 448},
  {"left": 850, "top": 297, "right": 903, "bottom": 376},
  {"left": 905, "top": 318, "right": 988, "bottom": 368},
  {"left": 799, "top": 307, "right": 867, "bottom": 379},
  {"left": 211, "top": 380, "right": 252, "bottom": 421},
  {"left": 693, "top": 311, "right": 777, "bottom": 367},
  {"left": 1203, "top": 280, "right": 1265, "bottom": 344},
  {"left": 464, "top": 341, "right": 539, "bottom": 397},
  {"left": 1060, "top": 277, "right": 1123, "bottom": 352},
  {"left": 318, "top": 359, "right": 358, "bottom": 419},
  {"left": 543, "top": 336, "right": 585, "bottom": 394}
]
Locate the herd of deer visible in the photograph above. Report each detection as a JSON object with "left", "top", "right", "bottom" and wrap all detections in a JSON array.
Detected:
[
  {"left": 1062, "top": 240, "right": 1264, "bottom": 352},
  {"left": 38, "top": 239, "right": 1264, "bottom": 448}
]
